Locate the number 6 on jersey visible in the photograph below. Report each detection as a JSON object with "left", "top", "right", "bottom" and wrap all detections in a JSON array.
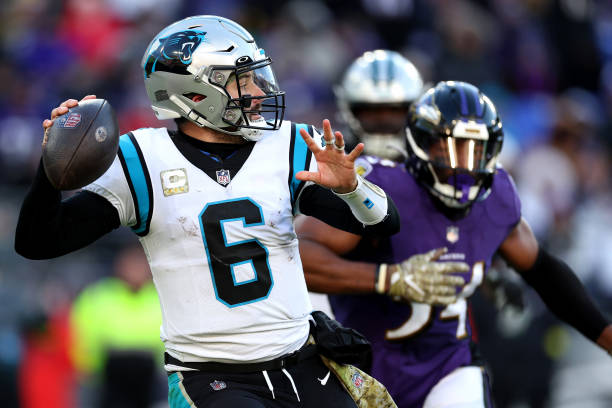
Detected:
[{"left": 199, "top": 198, "right": 272, "bottom": 307}]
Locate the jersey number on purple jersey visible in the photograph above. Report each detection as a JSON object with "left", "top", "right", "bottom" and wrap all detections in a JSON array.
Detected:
[{"left": 385, "top": 261, "right": 484, "bottom": 340}]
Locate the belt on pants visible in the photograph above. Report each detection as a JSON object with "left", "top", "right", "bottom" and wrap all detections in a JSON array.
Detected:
[{"left": 164, "top": 344, "right": 318, "bottom": 373}]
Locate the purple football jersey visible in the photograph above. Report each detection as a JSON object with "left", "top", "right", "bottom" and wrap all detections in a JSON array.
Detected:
[{"left": 329, "top": 156, "right": 521, "bottom": 407}]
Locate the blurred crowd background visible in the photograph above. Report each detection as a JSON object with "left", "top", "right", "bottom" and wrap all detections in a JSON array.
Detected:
[{"left": 1, "top": 0, "right": 612, "bottom": 407}]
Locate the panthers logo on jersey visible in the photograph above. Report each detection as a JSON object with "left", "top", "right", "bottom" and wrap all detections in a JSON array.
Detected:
[{"left": 144, "top": 30, "right": 207, "bottom": 78}]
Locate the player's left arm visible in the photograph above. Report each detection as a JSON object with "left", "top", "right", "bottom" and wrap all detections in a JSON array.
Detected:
[
  {"left": 297, "top": 184, "right": 399, "bottom": 236},
  {"left": 499, "top": 218, "right": 612, "bottom": 354},
  {"left": 295, "top": 119, "right": 400, "bottom": 236}
]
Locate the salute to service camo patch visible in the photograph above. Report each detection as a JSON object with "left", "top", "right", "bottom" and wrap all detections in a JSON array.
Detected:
[{"left": 319, "top": 355, "right": 397, "bottom": 408}]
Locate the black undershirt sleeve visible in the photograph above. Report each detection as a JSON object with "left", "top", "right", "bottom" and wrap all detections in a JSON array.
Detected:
[
  {"left": 516, "top": 248, "right": 610, "bottom": 342},
  {"left": 15, "top": 160, "right": 120, "bottom": 260},
  {"left": 296, "top": 184, "right": 400, "bottom": 236}
]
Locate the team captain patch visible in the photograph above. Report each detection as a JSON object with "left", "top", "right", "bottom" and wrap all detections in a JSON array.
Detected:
[
  {"left": 355, "top": 157, "right": 373, "bottom": 177},
  {"left": 161, "top": 168, "right": 189, "bottom": 196}
]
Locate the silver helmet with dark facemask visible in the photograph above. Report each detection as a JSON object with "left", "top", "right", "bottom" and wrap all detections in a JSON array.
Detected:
[
  {"left": 142, "top": 15, "right": 285, "bottom": 141},
  {"left": 406, "top": 81, "right": 504, "bottom": 209},
  {"left": 335, "top": 50, "right": 424, "bottom": 160}
]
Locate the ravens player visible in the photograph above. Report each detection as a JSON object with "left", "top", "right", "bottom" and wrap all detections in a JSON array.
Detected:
[
  {"left": 15, "top": 16, "right": 401, "bottom": 408},
  {"left": 296, "top": 80, "right": 612, "bottom": 407}
]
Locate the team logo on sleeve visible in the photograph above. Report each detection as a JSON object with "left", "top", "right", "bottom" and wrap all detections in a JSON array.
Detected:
[
  {"left": 161, "top": 168, "right": 189, "bottom": 196},
  {"left": 216, "top": 169, "right": 231, "bottom": 186}
]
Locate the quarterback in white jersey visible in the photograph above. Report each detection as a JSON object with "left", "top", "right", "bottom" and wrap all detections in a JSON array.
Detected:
[
  {"left": 85, "top": 122, "right": 331, "bottom": 364},
  {"left": 16, "top": 16, "right": 401, "bottom": 408}
]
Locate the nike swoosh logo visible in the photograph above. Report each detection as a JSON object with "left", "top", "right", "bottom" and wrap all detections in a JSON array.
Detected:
[
  {"left": 404, "top": 275, "right": 424, "bottom": 295},
  {"left": 318, "top": 371, "right": 331, "bottom": 386}
]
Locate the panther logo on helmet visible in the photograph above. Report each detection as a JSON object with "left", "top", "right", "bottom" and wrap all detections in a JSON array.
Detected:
[
  {"left": 144, "top": 30, "right": 207, "bottom": 78},
  {"left": 142, "top": 16, "right": 285, "bottom": 141}
]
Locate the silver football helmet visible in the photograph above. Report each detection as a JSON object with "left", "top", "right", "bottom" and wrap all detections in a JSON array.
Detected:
[
  {"left": 142, "top": 15, "right": 285, "bottom": 141},
  {"left": 335, "top": 50, "right": 424, "bottom": 160}
]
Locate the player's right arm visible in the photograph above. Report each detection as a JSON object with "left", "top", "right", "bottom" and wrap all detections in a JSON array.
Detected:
[
  {"left": 15, "top": 97, "right": 121, "bottom": 260},
  {"left": 296, "top": 216, "right": 467, "bottom": 304},
  {"left": 15, "top": 160, "right": 121, "bottom": 260}
]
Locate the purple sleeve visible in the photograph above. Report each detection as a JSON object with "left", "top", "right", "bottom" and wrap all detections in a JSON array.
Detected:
[{"left": 485, "top": 166, "right": 522, "bottom": 230}]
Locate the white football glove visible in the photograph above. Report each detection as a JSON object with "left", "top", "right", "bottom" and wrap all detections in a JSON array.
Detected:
[{"left": 376, "top": 247, "right": 468, "bottom": 305}]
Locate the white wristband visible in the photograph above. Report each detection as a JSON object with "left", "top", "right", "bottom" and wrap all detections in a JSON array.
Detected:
[
  {"left": 333, "top": 176, "right": 388, "bottom": 225},
  {"left": 376, "top": 264, "right": 388, "bottom": 294}
]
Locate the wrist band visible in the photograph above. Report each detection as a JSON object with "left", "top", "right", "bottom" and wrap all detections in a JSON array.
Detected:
[
  {"left": 333, "top": 176, "right": 388, "bottom": 225},
  {"left": 376, "top": 264, "right": 388, "bottom": 294}
]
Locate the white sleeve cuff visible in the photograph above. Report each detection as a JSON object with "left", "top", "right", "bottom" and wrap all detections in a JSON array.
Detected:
[{"left": 333, "top": 176, "right": 388, "bottom": 225}]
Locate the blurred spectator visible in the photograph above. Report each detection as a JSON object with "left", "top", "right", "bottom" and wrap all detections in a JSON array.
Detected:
[
  {"left": 70, "top": 243, "right": 165, "bottom": 408},
  {"left": 16, "top": 275, "right": 78, "bottom": 408},
  {"left": 19, "top": 302, "right": 75, "bottom": 408}
]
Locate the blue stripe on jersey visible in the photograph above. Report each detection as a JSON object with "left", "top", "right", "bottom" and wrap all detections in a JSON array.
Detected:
[
  {"left": 167, "top": 373, "right": 192, "bottom": 408},
  {"left": 117, "top": 133, "right": 153, "bottom": 236},
  {"left": 289, "top": 123, "right": 313, "bottom": 211}
]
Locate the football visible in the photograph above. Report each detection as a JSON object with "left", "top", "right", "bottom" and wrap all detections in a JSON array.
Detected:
[{"left": 42, "top": 99, "right": 119, "bottom": 190}]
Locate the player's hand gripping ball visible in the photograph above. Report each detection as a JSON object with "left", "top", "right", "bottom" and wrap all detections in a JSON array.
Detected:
[{"left": 42, "top": 98, "right": 119, "bottom": 190}]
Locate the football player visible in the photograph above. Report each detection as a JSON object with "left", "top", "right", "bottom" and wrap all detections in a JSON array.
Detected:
[
  {"left": 307, "top": 49, "right": 425, "bottom": 316},
  {"left": 335, "top": 49, "right": 424, "bottom": 161},
  {"left": 296, "top": 80, "right": 612, "bottom": 407},
  {"left": 15, "top": 16, "right": 401, "bottom": 408}
]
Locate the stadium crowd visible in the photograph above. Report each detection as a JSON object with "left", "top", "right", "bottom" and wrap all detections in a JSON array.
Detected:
[{"left": 1, "top": 0, "right": 612, "bottom": 407}]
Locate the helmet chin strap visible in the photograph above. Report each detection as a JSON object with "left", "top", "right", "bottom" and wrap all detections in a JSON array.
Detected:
[
  {"left": 427, "top": 162, "right": 482, "bottom": 208},
  {"left": 240, "top": 125, "right": 263, "bottom": 141}
]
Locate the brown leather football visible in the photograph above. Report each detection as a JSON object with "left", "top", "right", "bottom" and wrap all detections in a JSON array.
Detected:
[{"left": 42, "top": 99, "right": 119, "bottom": 190}]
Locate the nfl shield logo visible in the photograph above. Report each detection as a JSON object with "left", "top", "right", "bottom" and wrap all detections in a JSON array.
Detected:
[
  {"left": 351, "top": 372, "right": 364, "bottom": 389},
  {"left": 216, "top": 169, "right": 231, "bottom": 186},
  {"left": 446, "top": 226, "right": 459, "bottom": 243},
  {"left": 210, "top": 380, "right": 227, "bottom": 391}
]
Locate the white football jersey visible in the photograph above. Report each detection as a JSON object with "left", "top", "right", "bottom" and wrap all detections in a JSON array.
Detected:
[{"left": 84, "top": 121, "right": 321, "bottom": 364}]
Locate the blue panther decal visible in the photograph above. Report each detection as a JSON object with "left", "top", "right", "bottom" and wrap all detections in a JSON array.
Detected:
[{"left": 144, "top": 30, "right": 207, "bottom": 78}]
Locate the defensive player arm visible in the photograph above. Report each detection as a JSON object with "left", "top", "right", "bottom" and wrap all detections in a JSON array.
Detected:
[
  {"left": 295, "top": 216, "right": 376, "bottom": 293},
  {"left": 14, "top": 161, "right": 120, "bottom": 260},
  {"left": 499, "top": 217, "right": 612, "bottom": 353}
]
